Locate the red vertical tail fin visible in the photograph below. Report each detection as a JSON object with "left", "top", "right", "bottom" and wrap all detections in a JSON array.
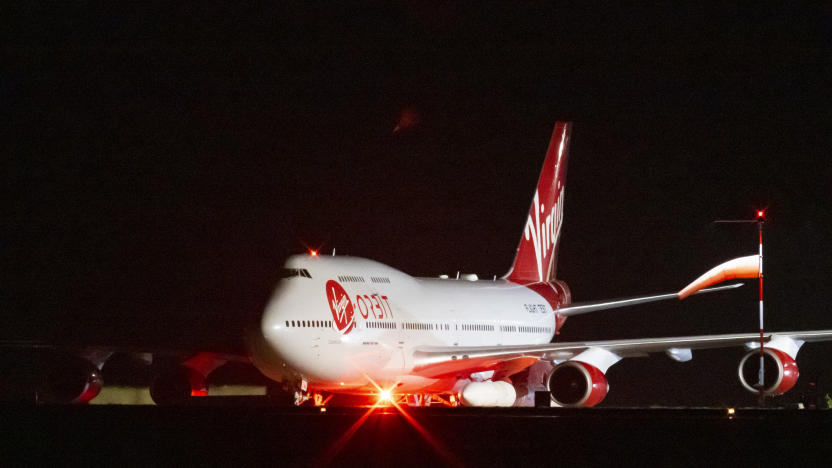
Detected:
[{"left": 505, "top": 122, "right": 572, "bottom": 284}]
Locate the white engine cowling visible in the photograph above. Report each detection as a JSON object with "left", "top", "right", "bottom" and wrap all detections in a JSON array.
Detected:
[
  {"left": 460, "top": 381, "right": 516, "bottom": 407},
  {"left": 546, "top": 361, "right": 608, "bottom": 407},
  {"left": 738, "top": 348, "right": 799, "bottom": 396}
]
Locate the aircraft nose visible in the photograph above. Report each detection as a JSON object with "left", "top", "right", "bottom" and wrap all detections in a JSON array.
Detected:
[
  {"left": 248, "top": 299, "right": 296, "bottom": 381},
  {"left": 261, "top": 302, "right": 287, "bottom": 345}
]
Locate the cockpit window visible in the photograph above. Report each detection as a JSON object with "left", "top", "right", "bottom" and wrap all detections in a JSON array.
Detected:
[{"left": 280, "top": 268, "right": 312, "bottom": 279}]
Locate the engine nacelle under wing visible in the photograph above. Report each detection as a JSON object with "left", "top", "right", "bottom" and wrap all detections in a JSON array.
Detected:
[
  {"left": 150, "top": 365, "right": 207, "bottom": 405},
  {"left": 547, "top": 361, "right": 608, "bottom": 407},
  {"left": 40, "top": 355, "right": 103, "bottom": 404},
  {"left": 738, "top": 348, "right": 799, "bottom": 396}
]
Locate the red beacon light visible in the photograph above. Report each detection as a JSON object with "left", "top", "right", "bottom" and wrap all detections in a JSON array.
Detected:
[
  {"left": 309, "top": 250, "right": 318, "bottom": 257},
  {"left": 756, "top": 210, "right": 765, "bottom": 221}
]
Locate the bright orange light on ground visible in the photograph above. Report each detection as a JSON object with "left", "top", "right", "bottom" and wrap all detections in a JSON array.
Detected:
[
  {"left": 320, "top": 367, "right": 460, "bottom": 465},
  {"left": 359, "top": 373, "right": 461, "bottom": 465},
  {"left": 378, "top": 388, "right": 393, "bottom": 403},
  {"left": 319, "top": 372, "right": 462, "bottom": 467},
  {"left": 310, "top": 249, "right": 318, "bottom": 257}
]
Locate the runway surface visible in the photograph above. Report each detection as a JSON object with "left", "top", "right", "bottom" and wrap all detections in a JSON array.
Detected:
[{"left": 2, "top": 405, "right": 831, "bottom": 466}]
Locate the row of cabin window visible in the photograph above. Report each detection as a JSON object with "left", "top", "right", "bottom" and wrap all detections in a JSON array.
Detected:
[
  {"left": 286, "top": 320, "right": 330, "bottom": 328},
  {"left": 403, "top": 323, "right": 450, "bottom": 331},
  {"left": 366, "top": 321, "right": 395, "bottom": 329},
  {"left": 286, "top": 320, "right": 551, "bottom": 334},
  {"left": 337, "top": 275, "right": 365, "bottom": 283},
  {"left": 370, "top": 277, "right": 391, "bottom": 283}
]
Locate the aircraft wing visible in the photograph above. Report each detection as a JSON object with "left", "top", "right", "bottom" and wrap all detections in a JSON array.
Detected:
[{"left": 411, "top": 329, "right": 832, "bottom": 378}]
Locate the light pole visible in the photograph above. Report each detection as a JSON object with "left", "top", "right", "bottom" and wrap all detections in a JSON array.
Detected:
[{"left": 715, "top": 209, "right": 766, "bottom": 403}]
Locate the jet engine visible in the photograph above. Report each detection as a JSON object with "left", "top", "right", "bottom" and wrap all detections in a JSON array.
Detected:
[
  {"left": 150, "top": 365, "right": 206, "bottom": 405},
  {"left": 40, "top": 355, "right": 103, "bottom": 404},
  {"left": 460, "top": 381, "right": 516, "bottom": 407},
  {"left": 737, "top": 348, "right": 799, "bottom": 395},
  {"left": 546, "top": 361, "right": 608, "bottom": 407}
]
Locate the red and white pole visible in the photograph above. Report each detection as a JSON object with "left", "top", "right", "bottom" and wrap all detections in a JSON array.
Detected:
[
  {"left": 712, "top": 209, "right": 767, "bottom": 404},
  {"left": 756, "top": 210, "right": 765, "bottom": 399}
]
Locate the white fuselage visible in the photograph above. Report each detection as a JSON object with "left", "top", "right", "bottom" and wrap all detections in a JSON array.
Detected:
[{"left": 249, "top": 254, "right": 561, "bottom": 394}]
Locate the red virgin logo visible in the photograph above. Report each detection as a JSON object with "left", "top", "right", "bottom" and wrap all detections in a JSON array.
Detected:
[
  {"left": 523, "top": 185, "right": 565, "bottom": 282},
  {"left": 326, "top": 280, "right": 355, "bottom": 334}
]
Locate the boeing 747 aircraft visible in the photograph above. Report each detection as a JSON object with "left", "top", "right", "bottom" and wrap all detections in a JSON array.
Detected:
[{"left": 16, "top": 122, "right": 832, "bottom": 407}]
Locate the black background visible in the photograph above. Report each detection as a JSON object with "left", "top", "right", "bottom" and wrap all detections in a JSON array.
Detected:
[{"left": 3, "top": 2, "right": 831, "bottom": 406}]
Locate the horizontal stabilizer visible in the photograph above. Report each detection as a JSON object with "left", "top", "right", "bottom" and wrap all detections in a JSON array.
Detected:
[{"left": 558, "top": 283, "right": 742, "bottom": 317}]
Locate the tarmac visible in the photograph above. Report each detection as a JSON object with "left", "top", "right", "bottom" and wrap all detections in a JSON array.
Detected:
[{"left": 2, "top": 404, "right": 831, "bottom": 467}]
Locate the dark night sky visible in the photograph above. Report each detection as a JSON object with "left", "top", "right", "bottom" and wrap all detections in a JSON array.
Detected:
[{"left": 3, "top": 3, "right": 832, "bottom": 405}]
